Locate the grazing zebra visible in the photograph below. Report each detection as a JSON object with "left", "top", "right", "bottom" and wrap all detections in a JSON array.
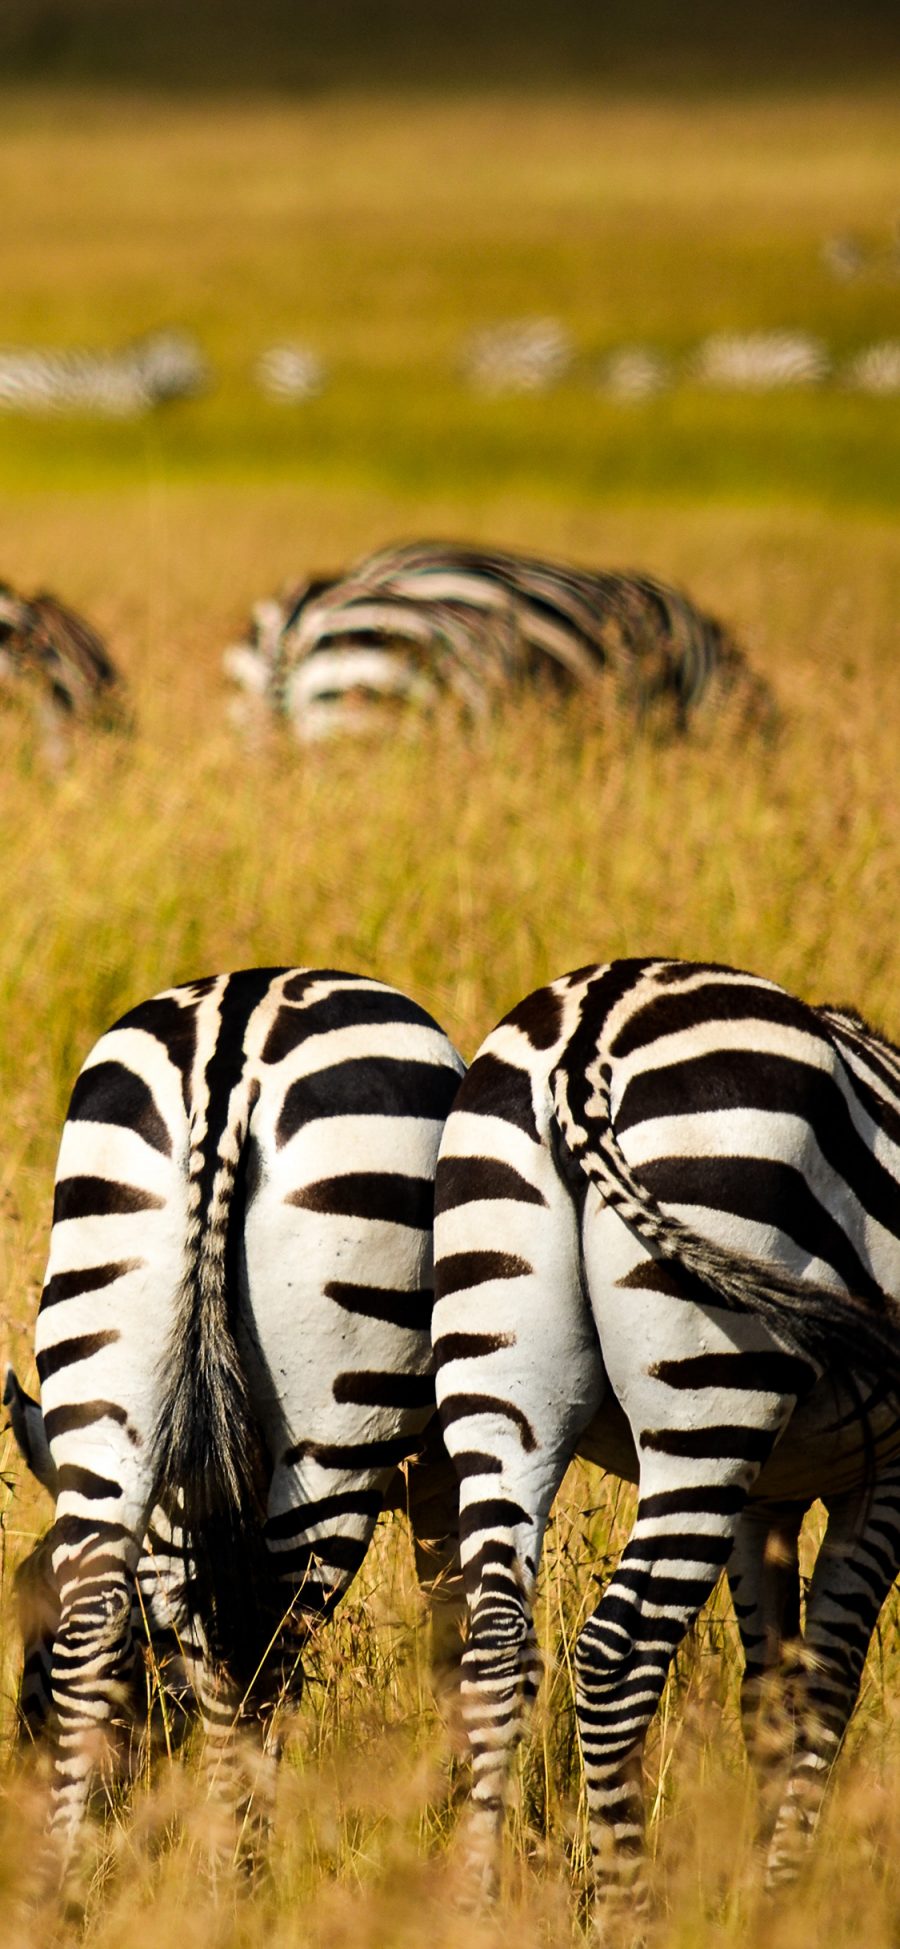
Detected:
[
  {"left": 14, "top": 966, "right": 465, "bottom": 1864},
  {"left": 690, "top": 332, "right": 830, "bottom": 390},
  {"left": 0, "top": 330, "right": 206, "bottom": 418},
  {"left": 432, "top": 958, "right": 900, "bottom": 1922},
  {"left": 224, "top": 540, "right": 767, "bottom": 742},
  {"left": 0, "top": 583, "right": 127, "bottom": 759}
]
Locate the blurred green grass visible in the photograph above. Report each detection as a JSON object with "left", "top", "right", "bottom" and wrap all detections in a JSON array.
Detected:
[{"left": 1, "top": 86, "right": 899, "bottom": 508}]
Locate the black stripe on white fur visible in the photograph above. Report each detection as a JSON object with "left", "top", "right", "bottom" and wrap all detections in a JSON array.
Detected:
[
  {"left": 19, "top": 967, "right": 465, "bottom": 1863},
  {"left": 432, "top": 957, "right": 900, "bottom": 1917}
]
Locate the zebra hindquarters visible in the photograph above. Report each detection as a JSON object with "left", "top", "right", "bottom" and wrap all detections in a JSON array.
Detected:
[
  {"left": 433, "top": 1092, "right": 605, "bottom": 1903},
  {"left": 577, "top": 1198, "right": 804, "bottom": 1925},
  {"left": 33, "top": 1049, "right": 193, "bottom": 1865},
  {"left": 241, "top": 1031, "right": 462, "bottom": 1670}
]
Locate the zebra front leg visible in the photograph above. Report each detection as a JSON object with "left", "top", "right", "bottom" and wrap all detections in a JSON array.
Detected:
[
  {"left": 765, "top": 1468, "right": 900, "bottom": 1893},
  {"left": 575, "top": 1491, "right": 744, "bottom": 1935}
]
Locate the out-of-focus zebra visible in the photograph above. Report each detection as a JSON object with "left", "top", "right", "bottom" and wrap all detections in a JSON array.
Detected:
[
  {"left": 0, "top": 330, "right": 206, "bottom": 418},
  {"left": 14, "top": 967, "right": 465, "bottom": 1866},
  {"left": 0, "top": 583, "right": 128, "bottom": 761},
  {"left": 224, "top": 540, "right": 768, "bottom": 742},
  {"left": 432, "top": 958, "right": 900, "bottom": 1923}
]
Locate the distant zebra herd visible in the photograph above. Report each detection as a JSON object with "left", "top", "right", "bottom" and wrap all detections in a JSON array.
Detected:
[
  {"left": 1, "top": 537, "right": 773, "bottom": 763},
  {"left": 8, "top": 954, "right": 900, "bottom": 1924}
]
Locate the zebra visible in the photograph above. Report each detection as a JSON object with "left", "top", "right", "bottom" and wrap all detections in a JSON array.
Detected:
[
  {"left": 13, "top": 966, "right": 465, "bottom": 1866},
  {"left": 0, "top": 330, "right": 206, "bottom": 418},
  {"left": 690, "top": 332, "right": 830, "bottom": 390},
  {"left": 0, "top": 583, "right": 128, "bottom": 760},
  {"left": 431, "top": 957, "right": 900, "bottom": 1924},
  {"left": 6, "top": 1371, "right": 459, "bottom": 1765},
  {"left": 224, "top": 539, "right": 767, "bottom": 743}
]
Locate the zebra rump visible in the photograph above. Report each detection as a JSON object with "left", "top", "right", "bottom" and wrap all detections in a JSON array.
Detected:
[
  {"left": 552, "top": 992, "right": 900, "bottom": 1383},
  {"left": 224, "top": 539, "right": 769, "bottom": 741},
  {"left": 432, "top": 956, "right": 900, "bottom": 1917},
  {"left": 24, "top": 966, "right": 465, "bottom": 1857}
]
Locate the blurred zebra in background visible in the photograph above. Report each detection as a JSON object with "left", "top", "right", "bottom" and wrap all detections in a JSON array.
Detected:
[
  {"left": 0, "top": 330, "right": 206, "bottom": 419},
  {"left": 11, "top": 966, "right": 465, "bottom": 1865},
  {"left": 224, "top": 539, "right": 769, "bottom": 743},
  {"left": 432, "top": 958, "right": 900, "bottom": 1921},
  {"left": 0, "top": 583, "right": 128, "bottom": 761}
]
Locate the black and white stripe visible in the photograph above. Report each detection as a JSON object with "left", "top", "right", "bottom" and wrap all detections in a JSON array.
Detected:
[
  {"left": 0, "top": 583, "right": 127, "bottom": 758},
  {"left": 432, "top": 958, "right": 900, "bottom": 1919},
  {"left": 18, "top": 967, "right": 465, "bottom": 1863},
  {"left": 224, "top": 540, "right": 767, "bottom": 741}
]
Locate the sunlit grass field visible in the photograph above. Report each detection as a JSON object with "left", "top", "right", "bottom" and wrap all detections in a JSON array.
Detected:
[{"left": 1, "top": 60, "right": 900, "bottom": 1946}]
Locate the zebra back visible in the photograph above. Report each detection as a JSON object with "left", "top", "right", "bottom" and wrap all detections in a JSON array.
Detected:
[{"left": 264, "top": 539, "right": 764, "bottom": 736}]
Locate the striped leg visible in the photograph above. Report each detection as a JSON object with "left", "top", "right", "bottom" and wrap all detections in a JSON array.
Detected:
[
  {"left": 47, "top": 1536, "right": 141, "bottom": 1858},
  {"left": 453, "top": 1476, "right": 558, "bottom": 1902},
  {"left": 14, "top": 1535, "right": 60, "bottom": 1744},
  {"left": 765, "top": 1468, "right": 900, "bottom": 1890},
  {"left": 400, "top": 1426, "right": 465, "bottom": 1683},
  {"left": 574, "top": 1485, "right": 746, "bottom": 1924},
  {"left": 726, "top": 1499, "right": 805, "bottom": 1831},
  {"left": 577, "top": 1205, "right": 802, "bottom": 1926},
  {"left": 41, "top": 1436, "right": 166, "bottom": 1860},
  {"left": 434, "top": 1077, "right": 605, "bottom": 1901}
]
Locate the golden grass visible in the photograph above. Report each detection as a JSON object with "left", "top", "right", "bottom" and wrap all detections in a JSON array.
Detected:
[
  {"left": 1, "top": 487, "right": 899, "bottom": 1942},
  {"left": 2, "top": 67, "right": 900, "bottom": 1947}
]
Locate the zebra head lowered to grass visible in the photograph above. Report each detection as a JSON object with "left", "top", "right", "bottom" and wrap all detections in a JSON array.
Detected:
[
  {"left": 11, "top": 966, "right": 466, "bottom": 1872},
  {"left": 0, "top": 582, "right": 128, "bottom": 762},
  {"left": 432, "top": 958, "right": 900, "bottom": 1928},
  {"left": 223, "top": 539, "right": 772, "bottom": 743}
]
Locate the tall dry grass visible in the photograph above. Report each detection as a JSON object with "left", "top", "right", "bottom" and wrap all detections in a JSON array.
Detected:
[{"left": 1, "top": 489, "right": 899, "bottom": 1943}]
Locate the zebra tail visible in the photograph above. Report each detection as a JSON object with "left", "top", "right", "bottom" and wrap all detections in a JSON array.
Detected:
[
  {"left": 550, "top": 1054, "right": 900, "bottom": 1388},
  {"left": 153, "top": 1068, "right": 275, "bottom": 1692}
]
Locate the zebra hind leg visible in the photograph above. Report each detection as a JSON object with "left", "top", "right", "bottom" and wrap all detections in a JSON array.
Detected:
[
  {"left": 455, "top": 1550, "right": 541, "bottom": 1906},
  {"left": 47, "top": 1562, "right": 138, "bottom": 1871},
  {"left": 726, "top": 1499, "right": 805, "bottom": 1840},
  {"left": 398, "top": 1425, "right": 466, "bottom": 1694},
  {"left": 575, "top": 1488, "right": 747, "bottom": 1934},
  {"left": 765, "top": 1467, "right": 900, "bottom": 1893},
  {"left": 14, "top": 1533, "right": 60, "bottom": 1749}
]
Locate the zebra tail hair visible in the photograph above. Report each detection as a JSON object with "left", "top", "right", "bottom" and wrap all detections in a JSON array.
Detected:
[
  {"left": 153, "top": 1069, "right": 275, "bottom": 1692},
  {"left": 550, "top": 1053, "right": 900, "bottom": 1388}
]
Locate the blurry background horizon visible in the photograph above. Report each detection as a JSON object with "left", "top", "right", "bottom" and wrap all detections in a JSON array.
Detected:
[
  {"left": 1, "top": 0, "right": 899, "bottom": 512},
  {"left": 1, "top": 0, "right": 899, "bottom": 93}
]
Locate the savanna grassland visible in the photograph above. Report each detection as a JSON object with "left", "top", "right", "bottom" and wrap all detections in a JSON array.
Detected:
[{"left": 1, "top": 20, "right": 900, "bottom": 1943}]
